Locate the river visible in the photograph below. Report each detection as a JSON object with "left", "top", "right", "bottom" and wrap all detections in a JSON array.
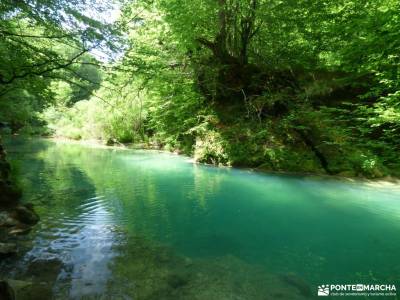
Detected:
[{"left": 2, "top": 137, "right": 400, "bottom": 299}]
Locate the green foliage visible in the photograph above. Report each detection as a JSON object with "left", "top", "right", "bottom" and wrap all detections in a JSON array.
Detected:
[
  {"left": 1, "top": 0, "right": 400, "bottom": 178},
  {"left": 0, "top": 0, "right": 110, "bottom": 130},
  {"left": 42, "top": 76, "right": 146, "bottom": 143}
]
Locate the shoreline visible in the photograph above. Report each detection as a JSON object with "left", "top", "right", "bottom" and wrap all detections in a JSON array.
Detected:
[{"left": 8, "top": 134, "right": 400, "bottom": 185}]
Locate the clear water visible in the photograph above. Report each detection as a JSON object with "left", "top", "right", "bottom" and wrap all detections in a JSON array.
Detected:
[{"left": 2, "top": 137, "right": 400, "bottom": 299}]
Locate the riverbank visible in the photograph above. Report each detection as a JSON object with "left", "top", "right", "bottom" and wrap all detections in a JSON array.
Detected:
[{"left": 35, "top": 135, "right": 400, "bottom": 184}]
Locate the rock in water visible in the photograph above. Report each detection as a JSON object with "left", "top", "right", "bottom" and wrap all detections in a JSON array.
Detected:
[
  {"left": 13, "top": 205, "right": 40, "bottom": 225},
  {"left": 0, "top": 242, "right": 17, "bottom": 256},
  {"left": 0, "top": 281, "right": 15, "bottom": 300}
]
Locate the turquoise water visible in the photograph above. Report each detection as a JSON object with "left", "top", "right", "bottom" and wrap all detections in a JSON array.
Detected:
[{"left": 2, "top": 137, "right": 400, "bottom": 299}]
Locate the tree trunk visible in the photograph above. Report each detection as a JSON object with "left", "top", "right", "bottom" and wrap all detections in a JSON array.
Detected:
[{"left": 295, "top": 129, "right": 332, "bottom": 174}]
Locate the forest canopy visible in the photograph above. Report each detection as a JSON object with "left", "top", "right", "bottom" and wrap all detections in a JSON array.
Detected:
[{"left": 1, "top": 0, "right": 399, "bottom": 178}]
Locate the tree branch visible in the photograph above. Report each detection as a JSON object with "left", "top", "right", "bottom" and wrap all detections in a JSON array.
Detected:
[
  {"left": 0, "top": 49, "right": 90, "bottom": 85},
  {"left": 0, "top": 30, "right": 75, "bottom": 39}
]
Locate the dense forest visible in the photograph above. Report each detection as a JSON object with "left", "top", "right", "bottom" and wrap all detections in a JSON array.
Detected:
[
  {"left": 1, "top": 1, "right": 400, "bottom": 298},
  {"left": 1, "top": 0, "right": 400, "bottom": 192}
]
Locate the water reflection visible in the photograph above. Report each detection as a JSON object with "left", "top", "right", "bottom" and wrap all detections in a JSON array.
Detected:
[
  {"left": 67, "top": 197, "right": 116, "bottom": 298},
  {"left": 22, "top": 195, "right": 118, "bottom": 298},
  {"left": 2, "top": 139, "right": 121, "bottom": 298}
]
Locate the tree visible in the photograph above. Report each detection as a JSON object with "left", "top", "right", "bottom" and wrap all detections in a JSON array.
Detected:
[{"left": 0, "top": 0, "right": 118, "bottom": 204}]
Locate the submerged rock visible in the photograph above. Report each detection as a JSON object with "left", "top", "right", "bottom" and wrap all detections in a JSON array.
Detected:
[
  {"left": 7, "top": 279, "right": 52, "bottom": 300},
  {"left": 183, "top": 257, "right": 193, "bottom": 267},
  {"left": 280, "top": 273, "right": 312, "bottom": 297},
  {"left": 167, "top": 273, "right": 189, "bottom": 289},
  {"left": 27, "top": 257, "right": 64, "bottom": 283},
  {"left": 108, "top": 237, "right": 312, "bottom": 300}
]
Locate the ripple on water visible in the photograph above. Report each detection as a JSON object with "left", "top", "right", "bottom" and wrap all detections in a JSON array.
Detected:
[{"left": 12, "top": 194, "right": 122, "bottom": 298}]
